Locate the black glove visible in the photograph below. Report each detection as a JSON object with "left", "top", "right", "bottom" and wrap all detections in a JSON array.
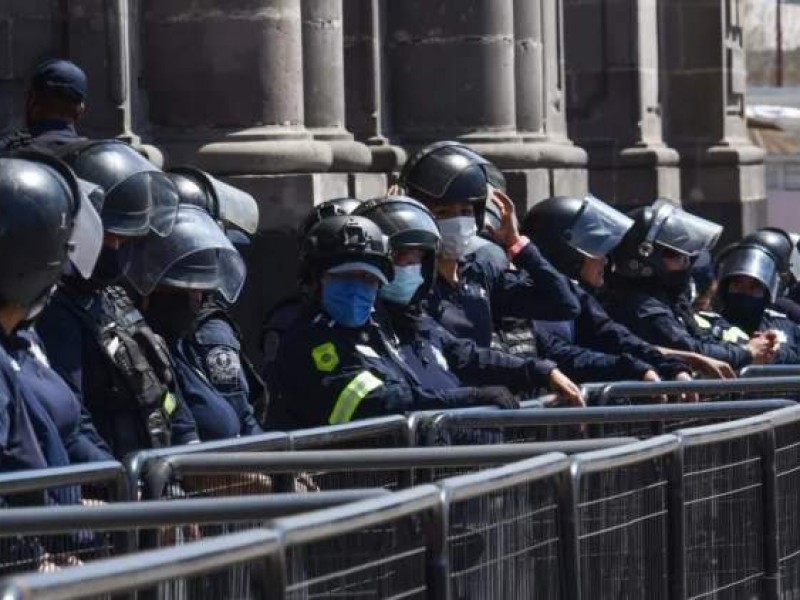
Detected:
[{"left": 470, "top": 386, "right": 520, "bottom": 410}]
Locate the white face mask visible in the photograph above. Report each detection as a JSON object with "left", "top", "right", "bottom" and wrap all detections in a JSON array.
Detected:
[{"left": 439, "top": 216, "right": 477, "bottom": 260}]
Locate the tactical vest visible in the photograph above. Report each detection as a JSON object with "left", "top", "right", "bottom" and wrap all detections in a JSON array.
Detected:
[
  {"left": 491, "top": 317, "right": 538, "bottom": 358},
  {"left": 63, "top": 283, "right": 179, "bottom": 448}
]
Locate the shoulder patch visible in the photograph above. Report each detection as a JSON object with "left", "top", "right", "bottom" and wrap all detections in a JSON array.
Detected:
[
  {"left": 205, "top": 346, "right": 242, "bottom": 384},
  {"left": 693, "top": 314, "right": 712, "bottom": 329},
  {"left": 312, "top": 342, "right": 339, "bottom": 373}
]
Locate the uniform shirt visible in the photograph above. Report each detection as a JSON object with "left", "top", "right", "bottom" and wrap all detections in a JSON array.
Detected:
[
  {"left": 713, "top": 307, "right": 800, "bottom": 364},
  {"left": 36, "top": 282, "right": 200, "bottom": 459},
  {"left": 601, "top": 279, "right": 753, "bottom": 370},
  {"left": 0, "top": 119, "right": 83, "bottom": 153}
]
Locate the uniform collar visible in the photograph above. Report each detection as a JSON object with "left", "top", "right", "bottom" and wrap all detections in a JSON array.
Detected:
[{"left": 29, "top": 119, "right": 78, "bottom": 138}]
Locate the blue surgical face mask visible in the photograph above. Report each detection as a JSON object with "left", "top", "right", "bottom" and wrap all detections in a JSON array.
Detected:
[
  {"left": 322, "top": 277, "right": 379, "bottom": 327},
  {"left": 380, "top": 263, "right": 424, "bottom": 306}
]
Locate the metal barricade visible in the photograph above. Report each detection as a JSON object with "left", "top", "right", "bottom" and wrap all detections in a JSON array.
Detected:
[
  {"left": 273, "top": 485, "right": 441, "bottom": 600},
  {"left": 766, "top": 405, "right": 800, "bottom": 599},
  {"left": 437, "top": 453, "right": 571, "bottom": 600},
  {"left": 144, "top": 441, "right": 635, "bottom": 500},
  {"left": 741, "top": 365, "right": 800, "bottom": 378},
  {"left": 424, "top": 401, "right": 795, "bottom": 445},
  {"left": 0, "top": 528, "right": 282, "bottom": 600},
  {"left": 288, "top": 415, "right": 413, "bottom": 450},
  {"left": 674, "top": 415, "right": 778, "bottom": 600},
  {"left": 567, "top": 436, "right": 680, "bottom": 600}
]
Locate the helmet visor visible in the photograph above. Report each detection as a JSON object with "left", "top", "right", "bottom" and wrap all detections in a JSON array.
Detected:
[
  {"left": 209, "top": 177, "right": 259, "bottom": 235},
  {"left": 68, "top": 179, "right": 104, "bottom": 279},
  {"left": 404, "top": 145, "right": 505, "bottom": 200},
  {"left": 368, "top": 202, "right": 441, "bottom": 252},
  {"left": 718, "top": 246, "right": 780, "bottom": 302},
  {"left": 650, "top": 199, "right": 723, "bottom": 257},
  {"left": 567, "top": 195, "right": 634, "bottom": 258},
  {"left": 126, "top": 206, "right": 246, "bottom": 303}
]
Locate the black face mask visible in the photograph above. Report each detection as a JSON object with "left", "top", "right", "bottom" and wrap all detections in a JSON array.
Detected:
[
  {"left": 143, "top": 292, "right": 204, "bottom": 340},
  {"left": 93, "top": 245, "right": 133, "bottom": 285},
  {"left": 660, "top": 269, "right": 692, "bottom": 298},
  {"left": 723, "top": 292, "right": 768, "bottom": 332}
]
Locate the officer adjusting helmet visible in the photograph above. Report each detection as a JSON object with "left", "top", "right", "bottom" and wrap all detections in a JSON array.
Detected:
[
  {"left": 167, "top": 166, "right": 259, "bottom": 240},
  {"left": 740, "top": 227, "right": 796, "bottom": 291},
  {"left": 125, "top": 204, "right": 246, "bottom": 305},
  {"left": 612, "top": 198, "right": 723, "bottom": 281},
  {"left": 59, "top": 139, "right": 179, "bottom": 238},
  {"left": 0, "top": 153, "right": 103, "bottom": 313},
  {"left": 398, "top": 141, "right": 506, "bottom": 229},
  {"left": 520, "top": 195, "right": 634, "bottom": 280},
  {"left": 354, "top": 195, "right": 440, "bottom": 305}
]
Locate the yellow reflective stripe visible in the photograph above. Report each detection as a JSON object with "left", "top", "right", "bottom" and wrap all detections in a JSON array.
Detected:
[
  {"left": 328, "top": 371, "right": 383, "bottom": 425},
  {"left": 163, "top": 392, "right": 177, "bottom": 416},
  {"left": 722, "top": 326, "right": 749, "bottom": 344}
]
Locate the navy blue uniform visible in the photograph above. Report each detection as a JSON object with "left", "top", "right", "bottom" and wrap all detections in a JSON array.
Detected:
[
  {"left": 36, "top": 281, "right": 199, "bottom": 459},
  {"left": 0, "top": 120, "right": 84, "bottom": 153},
  {"left": 428, "top": 241, "right": 580, "bottom": 347},
  {"left": 710, "top": 307, "right": 800, "bottom": 364},
  {"left": 601, "top": 279, "right": 753, "bottom": 370},
  {"left": 169, "top": 311, "right": 263, "bottom": 440}
]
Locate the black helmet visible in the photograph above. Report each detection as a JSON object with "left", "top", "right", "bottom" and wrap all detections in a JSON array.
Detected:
[
  {"left": 520, "top": 195, "right": 634, "bottom": 279},
  {"left": 298, "top": 197, "right": 362, "bottom": 238},
  {"left": 354, "top": 195, "right": 440, "bottom": 300},
  {"left": 167, "top": 166, "right": 259, "bottom": 235},
  {"left": 59, "top": 140, "right": 179, "bottom": 238},
  {"left": 300, "top": 215, "right": 393, "bottom": 285},
  {"left": 740, "top": 227, "right": 795, "bottom": 290},
  {"left": 716, "top": 242, "right": 780, "bottom": 302},
  {"left": 0, "top": 157, "right": 80, "bottom": 307},
  {"left": 612, "top": 199, "right": 723, "bottom": 279},
  {"left": 399, "top": 141, "right": 506, "bottom": 229}
]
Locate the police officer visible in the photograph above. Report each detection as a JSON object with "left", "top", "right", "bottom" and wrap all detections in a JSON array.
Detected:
[
  {"left": 602, "top": 199, "right": 777, "bottom": 371},
  {"left": 520, "top": 195, "right": 694, "bottom": 386},
  {"left": 267, "top": 215, "right": 530, "bottom": 429},
  {"left": 353, "top": 196, "right": 583, "bottom": 404},
  {"left": 0, "top": 59, "right": 88, "bottom": 153},
  {"left": 36, "top": 140, "right": 200, "bottom": 458},
  {"left": 125, "top": 204, "right": 263, "bottom": 440},
  {"left": 714, "top": 241, "right": 800, "bottom": 362},
  {"left": 398, "top": 141, "right": 580, "bottom": 347}
]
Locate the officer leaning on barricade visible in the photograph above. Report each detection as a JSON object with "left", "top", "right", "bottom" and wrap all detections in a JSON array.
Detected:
[
  {"left": 398, "top": 141, "right": 581, "bottom": 349},
  {"left": 266, "top": 214, "right": 542, "bottom": 429},
  {"left": 36, "top": 140, "right": 200, "bottom": 459},
  {"left": 0, "top": 59, "right": 88, "bottom": 153},
  {"left": 712, "top": 241, "right": 800, "bottom": 363},
  {"left": 125, "top": 204, "right": 264, "bottom": 440},
  {"left": 602, "top": 199, "right": 778, "bottom": 371},
  {"left": 353, "top": 195, "right": 583, "bottom": 405},
  {"left": 520, "top": 195, "right": 696, "bottom": 387},
  {"left": 0, "top": 154, "right": 114, "bottom": 482}
]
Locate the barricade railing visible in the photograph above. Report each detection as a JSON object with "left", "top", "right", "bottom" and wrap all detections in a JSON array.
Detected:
[
  {"left": 436, "top": 453, "right": 571, "bottom": 599},
  {"left": 674, "top": 415, "right": 777, "bottom": 600},
  {"left": 287, "top": 415, "right": 413, "bottom": 450},
  {"left": 567, "top": 435, "right": 681, "bottom": 600},
  {"left": 143, "top": 441, "right": 635, "bottom": 500},
  {"left": 423, "top": 400, "right": 795, "bottom": 445},
  {"left": 741, "top": 365, "right": 800, "bottom": 378}
]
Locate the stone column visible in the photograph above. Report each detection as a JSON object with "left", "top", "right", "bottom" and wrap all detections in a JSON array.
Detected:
[
  {"left": 343, "top": 0, "right": 405, "bottom": 181},
  {"left": 300, "top": 0, "right": 371, "bottom": 172},
  {"left": 142, "top": 0, "right": 331, "bottom": 175},
  {"left": 564, "top": 0, "right": 680, "bottom": 207},
  {"left": 661, "top": 0, "right": 765, "bottom": 245}
]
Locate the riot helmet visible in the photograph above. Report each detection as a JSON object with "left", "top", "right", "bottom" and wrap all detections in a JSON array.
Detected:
[
  {"left": 125, "top": 205, "right": 246, "bottom": 304},
  {"left": 790, "top": 233, "right": 800, "bottom": 283},
  {"left": 59, "top": 140, "right": 179, "bottom": 238},
  {"left": 612, "top": 199, "right": 723, "bottom": 280},
  {"left": 298, "top": 197, "right": 362, "bottom": 238},
  {"left": 520, "top": 195, "right": 634, "bottom": 279},
  {"left": 741, "top": 227, "right": 796, "bottom": 290},
  {"left": 167, "top": 166, "right": 259, "bottom": 235},
  {"left": 0, "top": 155, "right": 97, "bottom": 309},
  {"left": 354, "top": 195, "right": 440, "bottom": 304},
  {"left": 300, "top": 215, "right": 393, "bottom": 287},
  {"left": 716, "top": 242, "right": 780, "bottom": 303},
  {"left": 399, "top": 141, "right": 506, "bottom": 229}
]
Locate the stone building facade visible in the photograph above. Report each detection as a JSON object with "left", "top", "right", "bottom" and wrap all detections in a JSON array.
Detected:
[{"left": 0, "top": 0, "right": 765, "bottom": 359}]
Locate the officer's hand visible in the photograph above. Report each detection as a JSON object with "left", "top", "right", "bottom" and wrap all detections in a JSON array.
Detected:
[
  {"left": 674, "top": 371, "right": 699, "bottom": 403},
  {"left": 472, "top": 386, "right": 520, "bottom": 409},
  {"left": 642, "top": 370, "right": 668, "bottom": 404},
  {"left": 486, "top": 188, "right": 523, "bottom": 249},
  {"left": 749, "top": 333, "right": 777, "bottom": 364},
  {"left": 549, "top": 369, "right": 585, "bottom": 407},
  {"left": 387, "top": 183, "right": 401, "bottom": 195}
]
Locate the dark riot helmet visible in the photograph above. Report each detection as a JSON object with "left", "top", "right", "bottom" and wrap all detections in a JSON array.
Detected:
[
  {"left": 716, "top": 242, "right": 780, "bottom": 303},
  {"left": 300, "top": 215, "right": 393, "bottom": 286},
  {"left": 59, "top": 140, "right": 179, "bottom": 238},
  {"left": 520, "top": 195, "right": 634, "bottom": 279},
  {"left": 611, "top": 199, "right": 723, "bottom": 279},
  {"left": 398, "top": 141, "right": 506, "bottom": 229},
  {"left": 298, "top": 197, "right": 362, "bottom": 239},
  {"left": 125, "top": 205, "right": 246, "bottom": 304},
  {"left": 740, "top": 227, "right": 796, "bottom": 290},
  {"left": 167, "top": 166, "right": 259, "bottom": 236},
  {"left": 0, "top": 155, "right": 99, "bottom": 308},
  {"left": 353, "top": 195, "right": 440, "bottom": 301}
]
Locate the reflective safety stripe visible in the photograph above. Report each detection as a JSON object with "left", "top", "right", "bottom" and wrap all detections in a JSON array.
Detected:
[
  {"left": 328, "top": 371, "right": 383, "bottom": 425},
  {"left": 722, "top": 326, "right": 749, "bottom": 344},
  {"left": 163, "top": 392, "right": 178, "bottom": 416}
]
